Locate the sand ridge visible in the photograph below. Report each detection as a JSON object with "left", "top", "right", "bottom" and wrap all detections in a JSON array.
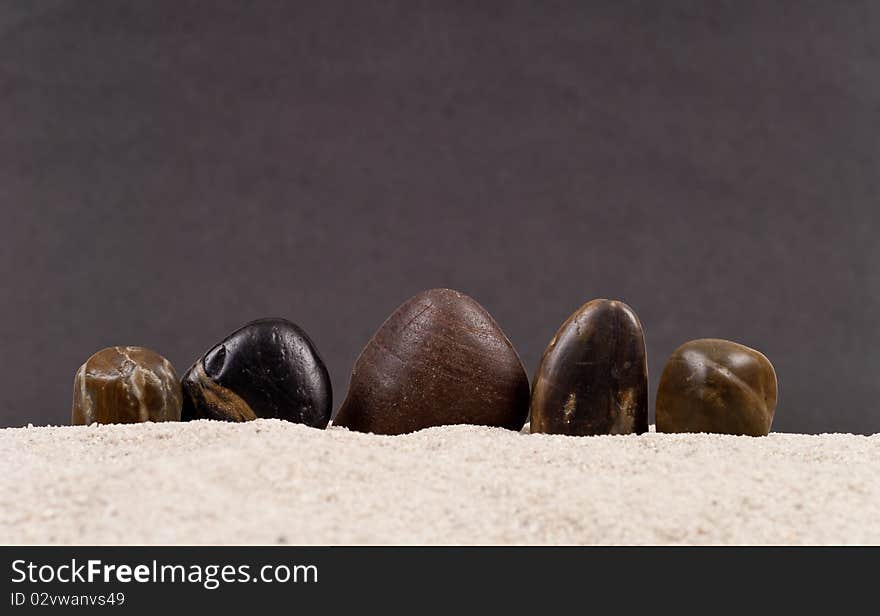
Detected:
[{"left": 1, "top": 420, "right": 877, "bottom": 544}]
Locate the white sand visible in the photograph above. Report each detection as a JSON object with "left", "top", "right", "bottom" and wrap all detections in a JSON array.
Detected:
[{"left": 1, "top": 420, "right": 878, "bottom": 545}]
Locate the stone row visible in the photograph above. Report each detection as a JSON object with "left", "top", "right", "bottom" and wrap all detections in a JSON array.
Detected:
[{"left": 71, "top": 288, "right": 778, "bottom": 436}]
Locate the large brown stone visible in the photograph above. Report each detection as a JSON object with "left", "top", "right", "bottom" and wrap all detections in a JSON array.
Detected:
[
  {"left": 530, "top": 299, "right": 648, "bottom": 436},
  {"left": 656, "top": 338, "right": 778, "bottom": 436},
  {"left": 334, "top": 288, "right": 530, "bottom": 435},
  {"left": 72, "top": 346, "right": 182, "bottom": 425}
]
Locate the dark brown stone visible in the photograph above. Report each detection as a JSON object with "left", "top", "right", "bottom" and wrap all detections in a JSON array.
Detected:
[
  {"left": 334, "top": 288, "right": 530, "bottom": 435},
  {"left": 656, "top": 338, "right": 778, "bottom": 436},
  {"left": 72, "top": 346, "right": 182, "bottom": 425},
  {"left": 530, "top": 299, "right": 648, "bottom": 436}
]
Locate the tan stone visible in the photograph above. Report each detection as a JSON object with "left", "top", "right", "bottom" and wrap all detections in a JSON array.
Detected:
[{"left": 72, "top": 346, "right": 182, "bottom": 425}]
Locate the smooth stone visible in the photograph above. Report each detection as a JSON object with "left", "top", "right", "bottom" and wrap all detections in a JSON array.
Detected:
[
  {"left": 72, "top": 346, "right": 182, "bottom": 425},
  {"left": 180, "top": 318, "right": 331, "bottom": 427},
  {"left": 656, "top": 338, "right": 778, "bottom": 436},
  {"left": 530, "top": 299, "right": 648, "bottom": 436},
  {"left": 334, "top": 288, "right": 530, "bottom": 435}
]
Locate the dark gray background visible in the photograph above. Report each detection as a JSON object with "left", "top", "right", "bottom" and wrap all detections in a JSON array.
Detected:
[{"left": 1, "top": 1, "right": 877, "bottom": 433}]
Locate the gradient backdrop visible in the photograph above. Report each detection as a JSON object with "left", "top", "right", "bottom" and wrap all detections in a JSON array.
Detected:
[{"left": 2, "top": 1, "right": 878, "bottom": 432}]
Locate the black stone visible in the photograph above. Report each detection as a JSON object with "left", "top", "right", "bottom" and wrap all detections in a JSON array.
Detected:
[{"left": 181, "top": 318, "right": 331, "bottom": 427}]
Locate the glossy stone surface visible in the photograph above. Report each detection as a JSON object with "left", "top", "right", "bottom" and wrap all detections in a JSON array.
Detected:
[
  {"left": 181, "top": 318, "right": 331, "bottom": 427},
  {"left": 334, "top": 288, "right": 530, "bottom": 435},
  {"left": 72, "top": 346, "right": 182, "bottom": 425},
  {"left": 656, "top": 338, "right": 778, "bottom": 436},
  {"left": 530, "top": 299, "right": 648, "bottom": 436}
]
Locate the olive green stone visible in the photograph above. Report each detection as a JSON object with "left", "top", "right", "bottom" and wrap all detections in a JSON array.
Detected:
[
  {"left": 656, "top": 338, "right": 778, "bottom": 436},
  {"left": 530, "top": 299, "right": 648, "bottom": 436}
]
